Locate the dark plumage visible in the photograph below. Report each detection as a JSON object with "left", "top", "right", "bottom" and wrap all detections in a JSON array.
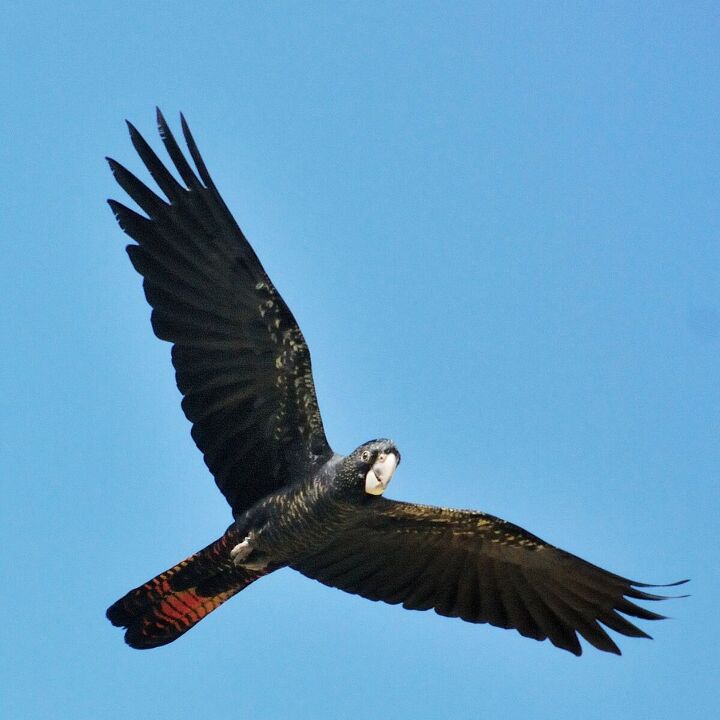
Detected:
[{"left": 106, "top": 110, "right": 685, "bottom": 654}]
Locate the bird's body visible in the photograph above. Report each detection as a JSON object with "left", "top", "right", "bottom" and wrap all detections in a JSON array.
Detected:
[
  {"left": 231, "top": 453, "right": 351, "bottom": 568},
  {"left": 227, "top": 446, "right": 387, "bottom": 570},
  {"left": 106, "top": 110, "right": 684, "bottom": 655}
]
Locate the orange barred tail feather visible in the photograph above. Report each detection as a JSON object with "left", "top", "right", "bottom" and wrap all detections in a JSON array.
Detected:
[{"left": 107, "top": 531, "right": 269, "bottom": 649}]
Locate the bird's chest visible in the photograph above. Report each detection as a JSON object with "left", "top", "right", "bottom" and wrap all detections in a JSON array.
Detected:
[{"left": 237, "top": 481, "right": 358, "bottom": 566}]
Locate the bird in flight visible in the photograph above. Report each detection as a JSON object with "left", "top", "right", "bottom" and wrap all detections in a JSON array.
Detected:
[{"left": 106, "top": 110, "right": 684, "bottom": 655}]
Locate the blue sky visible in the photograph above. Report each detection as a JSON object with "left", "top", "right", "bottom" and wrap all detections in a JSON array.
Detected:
[{"left": 2, "top": 2, "right": 718, "bottom": 718}]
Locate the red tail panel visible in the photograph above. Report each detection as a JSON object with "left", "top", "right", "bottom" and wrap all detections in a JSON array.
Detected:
[{"left": 107, "top": 532, "right": 267, "bottom": 649}]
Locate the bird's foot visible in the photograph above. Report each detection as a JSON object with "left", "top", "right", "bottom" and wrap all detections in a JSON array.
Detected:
[
  {"left": 230, "top": 534, "right": 268, "bottom": 570},
  {"left": 230, "top": 536, "right": 254, "bottom": 566}
]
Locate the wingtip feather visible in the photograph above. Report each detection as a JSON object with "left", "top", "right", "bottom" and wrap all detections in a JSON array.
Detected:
[{"left": 156, "top": 106, "right": 167, "bottom": 132}]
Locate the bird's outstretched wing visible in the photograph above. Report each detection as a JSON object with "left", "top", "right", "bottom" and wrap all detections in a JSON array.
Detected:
[
  {"left": 108, "top": 110, "right": 332, "bottom": 515},
  {"left": 293, "top": 498, "right": 685, "bottom": 655}
]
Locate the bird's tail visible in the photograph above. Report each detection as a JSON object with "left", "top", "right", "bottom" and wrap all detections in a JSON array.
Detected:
[{"left": 107, "top": 530, "right": 268, "bottom": 649}]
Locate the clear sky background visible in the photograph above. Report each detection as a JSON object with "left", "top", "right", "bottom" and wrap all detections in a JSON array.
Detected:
[{"left": 2, "top": 3, "right": 718, "bottom": 719}]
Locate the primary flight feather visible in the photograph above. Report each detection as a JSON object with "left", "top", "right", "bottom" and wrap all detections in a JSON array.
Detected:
[{"left": 106, "top": 110, "right": 684, "bottom": 654}]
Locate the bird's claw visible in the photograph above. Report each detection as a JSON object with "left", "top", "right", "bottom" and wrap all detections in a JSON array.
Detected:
[{"left": 230, "top": 537, "right": 253, "bottom": 566}]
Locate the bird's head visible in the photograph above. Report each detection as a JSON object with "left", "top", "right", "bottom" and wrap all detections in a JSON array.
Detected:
[{"left": 347, "top": 439, "right": 401, "bottom": 497}]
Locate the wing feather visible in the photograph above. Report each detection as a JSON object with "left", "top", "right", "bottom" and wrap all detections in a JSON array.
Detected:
[
  {"left": 109, "top": 112, "right": 332, "bottom": 514},
  {"left": 293, "top": 498, "right": 684, "bottom": 655}
]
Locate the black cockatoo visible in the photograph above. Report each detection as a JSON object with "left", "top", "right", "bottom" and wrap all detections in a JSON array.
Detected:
[{"left": 106, "top": 111, "right": 684, "bottom": 655}]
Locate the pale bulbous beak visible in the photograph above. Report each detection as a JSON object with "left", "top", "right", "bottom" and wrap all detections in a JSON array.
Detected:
[{"left": 365, "top": 452, "right": 398, "bottom": 495}]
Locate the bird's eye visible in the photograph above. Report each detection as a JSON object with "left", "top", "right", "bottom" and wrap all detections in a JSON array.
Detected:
[
  {"left": 377, "top": 453, "right": 386, "bottom": 463},
  {"left": 361, "top": 450, "right": 371, "bottom": 462}
]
